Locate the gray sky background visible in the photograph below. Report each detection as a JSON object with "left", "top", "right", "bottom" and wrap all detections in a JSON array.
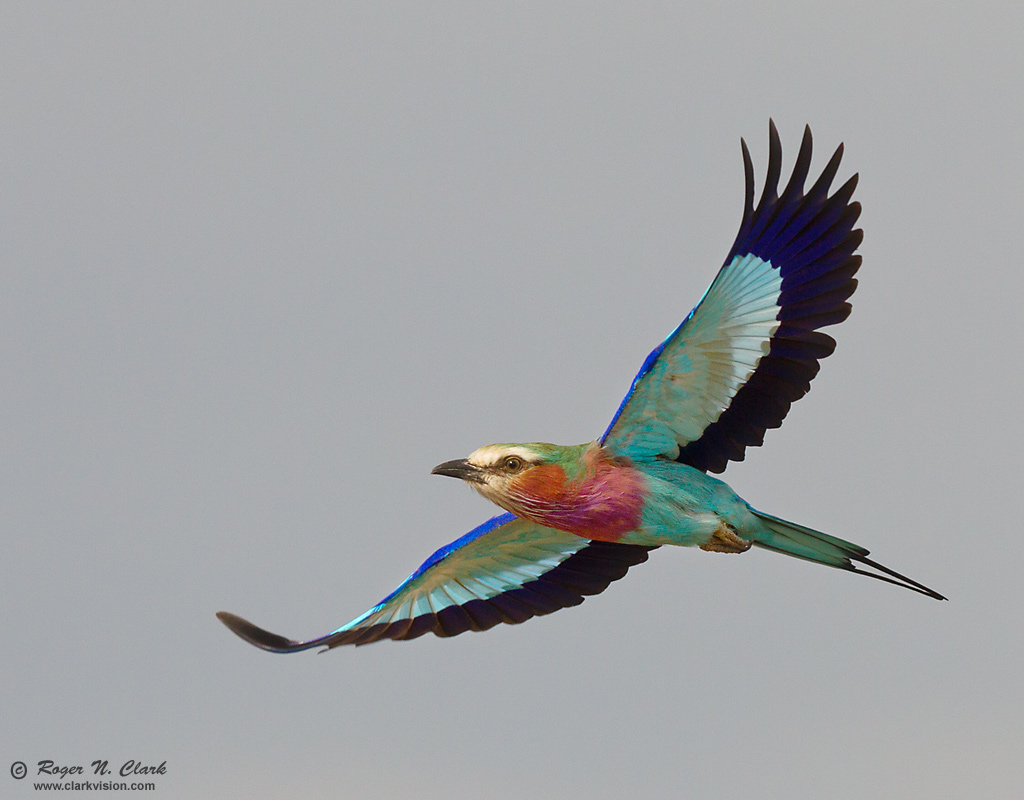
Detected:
[{"left": 3, "top": 4, "right": 1022, "bottom": 798}]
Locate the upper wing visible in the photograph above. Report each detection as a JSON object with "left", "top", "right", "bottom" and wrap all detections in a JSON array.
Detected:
[
  {"left": 217, "top": 513, "right": 655, "bottom": 652},
  {"left": 601, "top": 122, "right": 862, "bottom": 472}
]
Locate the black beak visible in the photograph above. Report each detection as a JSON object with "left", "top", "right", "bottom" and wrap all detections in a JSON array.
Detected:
[{"left": 431, "top": 458, "right": 486, "bottom": 484}]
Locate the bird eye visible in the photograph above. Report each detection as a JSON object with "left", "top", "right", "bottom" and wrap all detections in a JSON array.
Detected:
[{"left": 503, "top": 456, "right": 524, "bottom": 472}]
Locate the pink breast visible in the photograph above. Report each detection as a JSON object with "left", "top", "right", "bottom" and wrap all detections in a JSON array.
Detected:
[{"left": 515, "top": 461, "right": 646, "bottom": 542}]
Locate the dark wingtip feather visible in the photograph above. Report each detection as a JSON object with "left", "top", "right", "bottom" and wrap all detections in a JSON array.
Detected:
[
  {"left": 810, "top": 141, "right": 845, "bottom": 200},
  {"left": 216, "top": 611, "right": 318, "bottom": 653},
  {"left": 757, "top": 120, "right": 783, "bottom": 214},
  {"left": 780, "top": 125, "right": 814, "bottom": 202},
  {"left": 739, "top": 137, "right": 754, "bottom": 234}
]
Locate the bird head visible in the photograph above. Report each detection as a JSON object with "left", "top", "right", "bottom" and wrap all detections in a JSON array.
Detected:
[{"left": 431, "top": 442, "right": 587, "bottom": 513}]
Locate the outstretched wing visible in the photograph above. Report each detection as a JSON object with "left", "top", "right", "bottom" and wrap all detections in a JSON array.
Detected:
[
  {"left": 217, "top": 513, "right": 655, "bottom": 652},
  {"left": 601, "top": 121, "right": 862, "bottom": 472}
]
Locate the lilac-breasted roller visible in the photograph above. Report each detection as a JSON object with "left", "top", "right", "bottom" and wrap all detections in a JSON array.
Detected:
[{"left": 218, "top": 122, "right": 944, "bottom": 654}]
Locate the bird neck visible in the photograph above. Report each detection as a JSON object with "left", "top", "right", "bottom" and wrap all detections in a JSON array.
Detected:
[{"left": 508, "top": 443, "right": 646, "bottom": 541}]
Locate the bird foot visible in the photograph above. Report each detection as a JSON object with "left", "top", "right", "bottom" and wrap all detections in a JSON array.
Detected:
[{"left": 700, "top": 525, "right": 752, "bottom": 554}]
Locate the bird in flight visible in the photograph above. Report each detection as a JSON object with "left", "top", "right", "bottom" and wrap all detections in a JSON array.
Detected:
[{"left": 218, "top": 122, "right": 945, "bottom": 653}]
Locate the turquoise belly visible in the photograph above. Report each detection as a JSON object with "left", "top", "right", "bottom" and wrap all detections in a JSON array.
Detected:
[{"left": 617, "top": 460, "right": 757, "bottom": 547}]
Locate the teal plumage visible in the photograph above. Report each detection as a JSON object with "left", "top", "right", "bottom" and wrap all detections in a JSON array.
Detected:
[{"left": 217, "top": 122, "right": 943, "bottom": 655}]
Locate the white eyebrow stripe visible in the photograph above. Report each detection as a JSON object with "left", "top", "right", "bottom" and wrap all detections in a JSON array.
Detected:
[{"left": 467, "top": 445, "right": 537, "bottom": 468}]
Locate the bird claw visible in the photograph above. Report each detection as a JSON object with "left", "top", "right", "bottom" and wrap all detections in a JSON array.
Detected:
[{"left": 700, "top": 525, "right": 752, "bottom": 554}]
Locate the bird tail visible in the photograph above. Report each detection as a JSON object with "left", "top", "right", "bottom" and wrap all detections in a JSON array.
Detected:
[{"left": 749, "top": 509, "right": 945, "bottom": 600}]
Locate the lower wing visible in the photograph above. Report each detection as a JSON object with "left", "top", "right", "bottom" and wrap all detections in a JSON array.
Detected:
[{"left": 217, "top": 513, "right": 656, "bottom": 652}]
